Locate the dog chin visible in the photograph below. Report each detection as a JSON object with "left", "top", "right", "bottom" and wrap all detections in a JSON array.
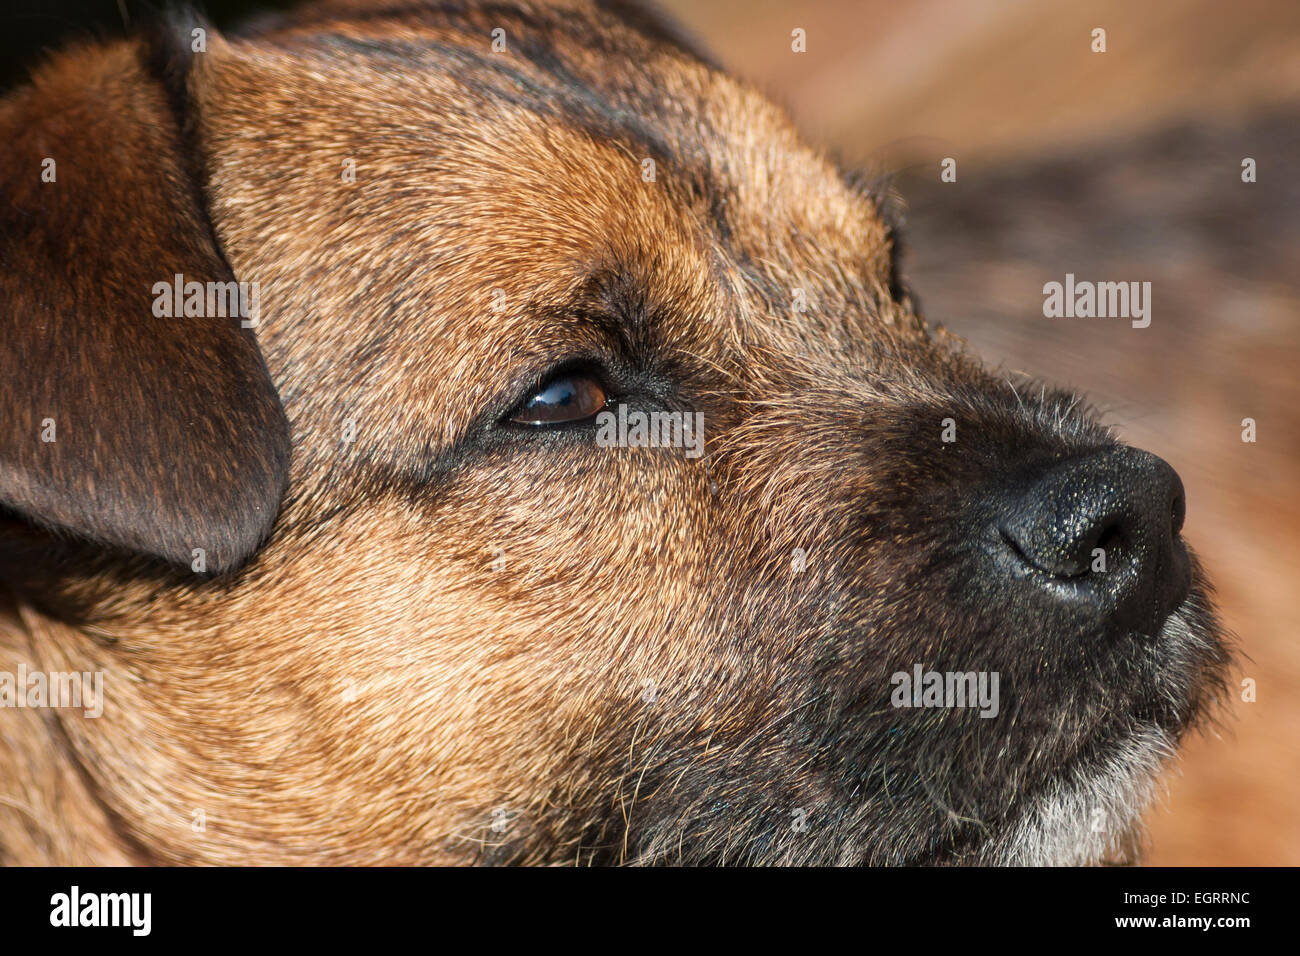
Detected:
[
  {"left": 980, "top": 602, "right": 1220, "bottom": 867},
  {"left": 983, "top": 721, "right": 1173, "bottom": 866}
]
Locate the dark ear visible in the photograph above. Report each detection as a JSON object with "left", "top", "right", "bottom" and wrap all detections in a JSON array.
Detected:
[{"left": 0, "top": 24, "right": 289, "bottom": 576}]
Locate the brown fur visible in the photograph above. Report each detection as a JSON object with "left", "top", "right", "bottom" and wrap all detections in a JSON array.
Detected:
[{"left": 0, "top": 0, "right": 1229, "bottom": 865}]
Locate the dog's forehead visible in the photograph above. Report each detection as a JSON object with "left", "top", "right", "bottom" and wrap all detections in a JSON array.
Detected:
[
  {"left": 218, "top": 2, "right": 894, "bottom": 279},
  {"left": 200, "top": 2, "right": 907, "bottom": 451}
]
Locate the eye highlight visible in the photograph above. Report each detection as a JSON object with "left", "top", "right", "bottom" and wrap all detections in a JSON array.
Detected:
[{"left": 508, "top": 371, "right": 609, "bottom": 426}]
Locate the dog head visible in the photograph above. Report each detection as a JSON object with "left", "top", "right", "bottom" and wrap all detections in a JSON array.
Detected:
[{"left": 0, "top": 0, "right": 1229, "bottom": 864}]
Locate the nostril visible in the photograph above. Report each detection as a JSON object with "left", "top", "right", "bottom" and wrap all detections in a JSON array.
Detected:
[
  {"left": 998, "top": 519, "right": 1096, "bottom": 580},
  {"left": 1092, "top": 521, "right": 1123, "bottom": 563},
  {"left": 998, "top": 526, "right": 1041, "bottom": 573}
]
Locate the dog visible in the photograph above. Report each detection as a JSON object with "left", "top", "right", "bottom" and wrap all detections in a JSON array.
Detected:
[{"left": 0, "top": 0, "right": 1230, "bottom": 865}]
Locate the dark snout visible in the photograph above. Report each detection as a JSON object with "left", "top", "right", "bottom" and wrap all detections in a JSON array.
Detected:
[{"left": 993, "top": 447, "right": 1192, "bottom": 639}]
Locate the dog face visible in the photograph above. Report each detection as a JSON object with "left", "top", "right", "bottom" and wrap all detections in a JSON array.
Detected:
[{"left": 0, "top": 0, "right": 1228, "bottom": 865}]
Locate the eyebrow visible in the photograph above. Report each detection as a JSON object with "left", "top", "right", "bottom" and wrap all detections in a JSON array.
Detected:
[{"left": 562, "top": 264, "right": 660, "bottom": 356}]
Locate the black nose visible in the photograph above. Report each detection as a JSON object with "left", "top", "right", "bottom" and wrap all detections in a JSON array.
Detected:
[{"left": 995, "top": 448, "right": 1191, "bottom": 637}]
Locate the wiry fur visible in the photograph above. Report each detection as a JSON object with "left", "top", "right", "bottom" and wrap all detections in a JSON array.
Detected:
[{"left": 0, "top": 0, "right": 1229, "bottom": 865}]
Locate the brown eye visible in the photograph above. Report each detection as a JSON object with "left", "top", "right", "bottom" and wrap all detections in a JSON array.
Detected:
[{"left": 509, "top": 373, "right": 608, "bottom": 426}]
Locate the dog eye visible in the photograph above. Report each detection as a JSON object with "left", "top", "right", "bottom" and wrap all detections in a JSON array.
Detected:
[{"left": 508, "top": 372, "right": 609, "bottom": 426}]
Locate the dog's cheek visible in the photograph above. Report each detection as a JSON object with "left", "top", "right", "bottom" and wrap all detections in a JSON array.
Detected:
[{"left": 333, "top": 449, "right": 724, "bottom": 858}]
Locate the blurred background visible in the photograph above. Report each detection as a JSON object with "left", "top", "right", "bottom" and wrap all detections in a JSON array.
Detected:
[{"left": 3, "top": 0, "right": 1296, "bottom": 865}]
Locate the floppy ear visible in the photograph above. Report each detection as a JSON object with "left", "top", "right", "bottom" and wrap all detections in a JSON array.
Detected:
[{"left": 0, "top": 25, "right": 289, "bottom": 576}]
